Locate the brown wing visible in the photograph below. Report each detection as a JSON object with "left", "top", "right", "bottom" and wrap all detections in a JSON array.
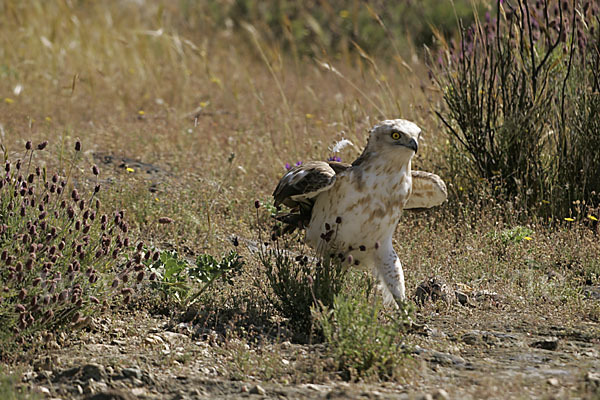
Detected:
[
  {"left": 404, "top": 171, "right": 448, "bottom": 210},
  {"left": 273, "top": 161, "right": 340, "bottom": 209},
  {"left": 327, "top": 160, "right": 351, "bottom": 174}
]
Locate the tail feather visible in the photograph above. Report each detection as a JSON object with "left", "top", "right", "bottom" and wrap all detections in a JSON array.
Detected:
[{"left": 273, "top": 202, "right": 313, "bottom": 236}]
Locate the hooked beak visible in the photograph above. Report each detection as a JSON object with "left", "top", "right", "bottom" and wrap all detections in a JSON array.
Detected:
[{"left": 404, "top": 138, "right": 418, "bottom": 153}]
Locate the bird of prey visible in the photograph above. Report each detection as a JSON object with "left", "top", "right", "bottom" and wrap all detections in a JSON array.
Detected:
[{"left": 273, "top": 119, "right": 447, "bottom": 305}]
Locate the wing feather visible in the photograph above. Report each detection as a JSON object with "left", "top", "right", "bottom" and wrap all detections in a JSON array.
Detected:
[
  {"left": 405, "top": 171, "right": 447, "bottom": 210},
  {"left": 273, "top": 161, "right": 339, "bottom": 209}
]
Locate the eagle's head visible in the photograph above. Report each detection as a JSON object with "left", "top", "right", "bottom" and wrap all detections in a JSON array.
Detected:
[{"left": 366, "top": 119, "right": 420, "bottom": 155}]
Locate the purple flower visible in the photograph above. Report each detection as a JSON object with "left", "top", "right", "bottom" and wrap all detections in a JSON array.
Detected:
[
  {"left": 327, "top": 156, "right": 342, "bottom": 162},
  {"left": 285, "top": 161, "right": 302, "bottom": 170}
]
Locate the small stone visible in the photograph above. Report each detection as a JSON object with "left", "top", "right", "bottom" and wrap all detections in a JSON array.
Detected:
[
  {"left": 81, "top": 363, "right": 107, "bottom": 381},
  {"left": 461, "top": 331, "right": 481, "bottom": 345},
  {"left": 240, "top": 385, "right": 249, "bottom": 393},
  {"left": 433, "top": 388, "right": 450, "bottom": 400},
  {"left": 121, "top": 367, "right": 142, "bottom": 380},
  {"left": 33, "top": 385, "right": 51, "bottom": 396},
  {"left": 547, "top": 378, "right": 559, "bottom": 386},
  {"left": 530, "top": 337, "right": 559, "bottom": 351},
  {"left": 250, "top": 384, "right": 266, "bottom": 395},
  {"left": 86, "top": 390, "right": 135, "bottom": 400}
]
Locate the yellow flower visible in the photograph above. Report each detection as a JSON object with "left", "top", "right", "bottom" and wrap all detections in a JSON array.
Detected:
[
  {"left": 210, "top": 76, "right": 221, "bottom": 85},
  {"left": 4, "top": 98, "right": 14, "bottom": 104},
  {"left": 138, "top": 110, "right": 145, "bottom": 115},
  {"left": 305, "top": 113, "right": 314, "bottom": 119},
  {"left": 564, "top": 217, "right": 575, "bottom": 222},
  {"left": 542, "top": 200, "right": 550, "bottom": 204},
  {"left": 126, "top": 167, "right": 135, "bottom": 173},
  {"left": 155, "top": 197, "right": 159, "bottom": 202},
  {"left": 199, "top": 101, "right": 208, "bottom": 107},
  {"left": 339, "top": 10, "right": 350, "bottom": 18},
  {"left": 588, "top": 215, "right": 598, "bottom": 221},
  {"left": 45, "top": 116, "right": 52, "bottom": 122},
  {"left": 523, "top": 236, "right": 532, "bottom": 241}
]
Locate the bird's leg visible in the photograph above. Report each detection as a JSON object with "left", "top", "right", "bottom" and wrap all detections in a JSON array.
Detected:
[{"left": 374, "top": 246, "right": 406, "bottom": 306}]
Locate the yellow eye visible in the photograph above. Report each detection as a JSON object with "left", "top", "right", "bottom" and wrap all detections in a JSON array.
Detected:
[{"left": 391, "top": 132, "right": 401, "bottom": 140}]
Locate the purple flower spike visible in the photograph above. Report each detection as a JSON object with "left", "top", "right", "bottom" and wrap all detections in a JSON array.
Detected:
[
  {"left": 285, "top": 163, "right": 291, "bottom": 170},
  {"left": 295, "top": 161, "right": 303, "bottom": 166}
]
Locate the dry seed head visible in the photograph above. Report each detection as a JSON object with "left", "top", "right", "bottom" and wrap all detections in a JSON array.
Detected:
[
  {"left": 37, "top": 141, "right": 48, "bottom": 150},
  {"left": 25, "top": 141, "right": 32, "bottom": 150},
  {"left": 71, "top": 312, "right": 82, "bottom": 324},
  {"left": 75, "top": 140, "right": 81, "bottom": 151},
  {"left": 92, "top": 165, "right": 99, "bottom": 175}
]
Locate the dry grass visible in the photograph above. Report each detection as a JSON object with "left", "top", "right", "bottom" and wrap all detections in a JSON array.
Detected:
[{"left": 1, "top": 0, "right": 600, "bottom": 397}]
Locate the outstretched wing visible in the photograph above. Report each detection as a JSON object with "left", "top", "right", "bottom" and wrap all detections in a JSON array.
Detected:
[
  {"left": 273, "top": 161, "right": 345, "bottom": 209},
  {"left": 405, "top": 171, "right": 447, "bottom": 210}
]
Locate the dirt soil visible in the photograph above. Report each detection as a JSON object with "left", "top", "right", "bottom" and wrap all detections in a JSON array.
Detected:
[{"left": 18, "top": 293, "right": 600, "bottom": 400}]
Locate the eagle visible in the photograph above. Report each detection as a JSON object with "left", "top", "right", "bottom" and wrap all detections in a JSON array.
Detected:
[{"left": 272, "top": 119, "right": 447, "bottom": 305}]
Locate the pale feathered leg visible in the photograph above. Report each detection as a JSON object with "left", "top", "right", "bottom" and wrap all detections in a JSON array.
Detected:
[{"left": 373, "top": 243, "right": 406, "bottom": 306}]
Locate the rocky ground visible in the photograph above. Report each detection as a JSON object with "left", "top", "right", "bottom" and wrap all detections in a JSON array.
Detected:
[{"left": 15, "top": 287, "right": 600, "bottom": 400}]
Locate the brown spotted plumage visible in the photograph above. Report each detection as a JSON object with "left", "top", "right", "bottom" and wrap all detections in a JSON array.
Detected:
[{"left": 272, "top": 119, "right": 447, "bottom": 305}]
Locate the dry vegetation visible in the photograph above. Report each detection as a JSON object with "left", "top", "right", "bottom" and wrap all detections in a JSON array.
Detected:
[{"left": 1, "top": 1, "right": 600, "bottom": 399}]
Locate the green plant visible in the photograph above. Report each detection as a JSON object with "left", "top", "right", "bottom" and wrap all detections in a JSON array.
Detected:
[
  {"left": 258, "top": 235, "right": 348, "bottom": 336},
  {"left": 0, "top": 369, "right": 39, "bottom": 400},
  {"left": 498, "top": 226, "right": 534, "bottom": 244},
  {"left": 313, "top": 292, "right": 412, "bottom": 381},
  {"left": 145, "top": 249, "right": 244, "bottom": 307},
  {"left": 0, "top": 140, "right": 149, "bottom": 355},
  {"left": 429, "top": 0, "right": 600, "bottom": 218}
]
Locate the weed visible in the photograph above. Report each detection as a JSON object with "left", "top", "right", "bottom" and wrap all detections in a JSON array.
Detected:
[
  {"left": 313, "top": 292, "right": 412, "bottom": 381},
  {"left": 429, "top": 0, "right": 600, "bottom": 217},
  {"left": 0, "top": 140, "right": 150, "bottom": 356},
  {"left": 145, "top": 249, "right": 244, "bottom": 308},
  {"left": 0, "top": 369, "right": 39, "bottom": 400},
  {"left": 258, "top": 235, "right": 348, "bottom": 338}
]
